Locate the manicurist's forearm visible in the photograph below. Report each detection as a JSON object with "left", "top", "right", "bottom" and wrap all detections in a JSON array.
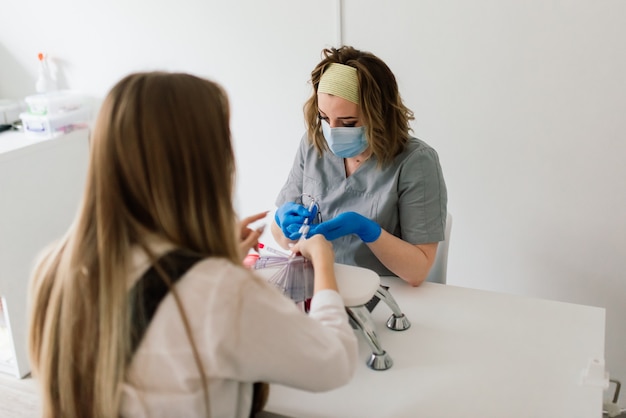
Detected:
[
  {"left": 366, "top": 230, "right": 437, "bottom": 286},
  {"left": 271, "top": 220, "right": 295, "bottom": 250}
]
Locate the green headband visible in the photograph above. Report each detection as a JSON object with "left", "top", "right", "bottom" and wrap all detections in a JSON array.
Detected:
[{"left": 317, "top": 63, "right": 359, "bottom": 104}]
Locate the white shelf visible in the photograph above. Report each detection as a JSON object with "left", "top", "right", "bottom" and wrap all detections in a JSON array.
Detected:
[
  {"left": 0, "top": 128, "right": 90, "bottom": 378},
  {"left": 0, "top": 299, "right": 15, "bottom": 376}
]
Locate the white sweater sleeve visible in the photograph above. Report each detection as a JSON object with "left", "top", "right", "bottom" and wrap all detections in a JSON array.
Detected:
[{"left": 196, "top": 262, "right": 359, "bottom": 392}]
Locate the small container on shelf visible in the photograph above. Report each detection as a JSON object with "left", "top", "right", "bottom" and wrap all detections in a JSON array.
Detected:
[
  {"left": 25, "top": 90, "right": 86, "bottom": 116},
  {"left": 19, "top": 106, "right": 90, "bottom": 139}
]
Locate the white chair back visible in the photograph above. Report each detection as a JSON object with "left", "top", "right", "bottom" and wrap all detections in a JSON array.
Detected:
[{"left": 425, "top": 212, "right": 453, "bottom": 284}]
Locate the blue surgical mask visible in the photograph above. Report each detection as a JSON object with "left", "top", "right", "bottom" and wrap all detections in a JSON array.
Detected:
[{"left": 321, "top": 119, "right": 368, "bottom": 158}]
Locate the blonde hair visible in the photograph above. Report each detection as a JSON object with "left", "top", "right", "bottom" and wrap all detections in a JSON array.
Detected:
[
  {"left": 28, "top": 72, "right": 240, "bottom": 417},
  {"left": 304, "top": 46, "right": 415, "bottom": 167}
]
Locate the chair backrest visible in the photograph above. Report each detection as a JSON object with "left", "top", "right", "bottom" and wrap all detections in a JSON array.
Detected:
[{"left": 425, "top": 212, "right": 453, "bottom": 284}]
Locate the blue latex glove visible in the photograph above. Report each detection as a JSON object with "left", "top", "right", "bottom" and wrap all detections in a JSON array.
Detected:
[
  {"left": 275, "top": 202, "right": 318, "bottom": 240},
  {"left": 308, "top": 212, "right": 382, "bottom": 243}
]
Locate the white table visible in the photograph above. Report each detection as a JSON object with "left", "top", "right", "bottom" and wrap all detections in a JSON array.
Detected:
[
  {"left": 265, "top": 277, "right": 606, "bottom": 418},
  {"left": 0, "top": 129, "right": 90, "bottom": 378}
]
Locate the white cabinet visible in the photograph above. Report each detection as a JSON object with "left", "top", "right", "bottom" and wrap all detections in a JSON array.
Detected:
[{"left": 0, "top": 129, "right": 90, "bottom": 378}]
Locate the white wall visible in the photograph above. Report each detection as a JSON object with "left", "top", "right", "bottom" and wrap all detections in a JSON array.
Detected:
[
  {"left": 342, "top": 1, "right": 626, "bottom": 404},
  {"left": 1, "top": 0, "right": 624, "bottom": 407}
]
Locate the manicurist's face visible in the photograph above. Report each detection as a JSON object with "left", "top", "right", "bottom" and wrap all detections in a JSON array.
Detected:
[{"left": 317, "top": 93, "right": 362, "bottom": 128}]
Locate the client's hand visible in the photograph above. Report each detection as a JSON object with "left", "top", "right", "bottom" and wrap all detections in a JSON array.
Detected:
[
  {"left": 308, "top": 212, "right": 382, "bottom": 243},
  {"left": 291, "top": 235, "right": 337, "bottom": 292},
  {"left": 291, "top": 234, "right": 334, "bottom": 265},
  {"left": 274, "top": 202, "right": 318, "bottom": 240},
  {"left": 239, "top": 211, "right": 269, "bottom": 258}
]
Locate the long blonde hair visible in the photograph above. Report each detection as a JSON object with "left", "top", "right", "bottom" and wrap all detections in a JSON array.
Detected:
[{"left": 28, "top": 72, "right": 240, "bottom": 417}]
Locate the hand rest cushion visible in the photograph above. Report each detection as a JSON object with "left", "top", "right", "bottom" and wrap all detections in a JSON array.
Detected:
[{"left": 254, "top": 262, "right": 380, "bottom": 307}]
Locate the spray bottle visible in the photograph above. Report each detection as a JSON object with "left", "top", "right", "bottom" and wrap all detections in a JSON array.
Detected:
[{"left": 35, "top": 52, "right": 56, "bottom": 94}]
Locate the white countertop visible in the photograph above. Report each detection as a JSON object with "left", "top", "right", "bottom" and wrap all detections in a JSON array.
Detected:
[
  {"left": 265, "top": 278, "right": 606, "bottom": 418},
  {"left": 0, "top": 128, "right": 89, "bottom": 159},
  {"left": 0, "top": 130, "right": 48, "bottom": 154}
]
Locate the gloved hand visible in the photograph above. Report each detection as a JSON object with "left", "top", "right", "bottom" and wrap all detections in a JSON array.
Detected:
[
  {"left": 308, "top": 212, "right": 382, "bottom": 243},
  {"left": 275, "top": 202, "right": 318, "bottom": 240}
]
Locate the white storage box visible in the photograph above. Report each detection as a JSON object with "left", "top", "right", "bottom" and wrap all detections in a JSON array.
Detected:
[
  {"left": 19, "top": 107, "right": 90, "bottom": 139},
  {"left": 25, "top": 90, "right": 85, "bottom": 116}
]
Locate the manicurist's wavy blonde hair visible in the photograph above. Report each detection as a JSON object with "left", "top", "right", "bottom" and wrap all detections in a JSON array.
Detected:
[
  {"left": 28, "top": 72, "right": 240, "bottom": 417},
  {"left": 304, "top": 46, "right": 416, "bottom": 167}
]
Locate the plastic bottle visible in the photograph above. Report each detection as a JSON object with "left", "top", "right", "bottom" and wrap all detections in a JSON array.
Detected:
[{"left": 35, "top": 52, "right": 56, "bottom": 94}]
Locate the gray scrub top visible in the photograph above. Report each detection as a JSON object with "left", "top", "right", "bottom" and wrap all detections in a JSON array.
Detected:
[{"left": 276, "top": 133, "right": 447, "bottom": 276}]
